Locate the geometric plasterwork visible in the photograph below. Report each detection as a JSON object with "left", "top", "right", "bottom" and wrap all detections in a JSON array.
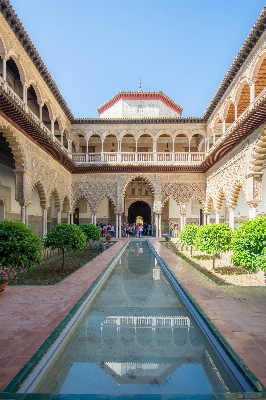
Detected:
[
  {"left": 206, "top": 153, "right": 247, "bottom": 212},
  {"left": 71, "top": 181, "right": 117, "bottom": 213},
  {"left": 191, "top": 198, "right": 201, "bottom": 215},
  {"left": 161, "top": 181, "right": 206, "bottom": 207}
]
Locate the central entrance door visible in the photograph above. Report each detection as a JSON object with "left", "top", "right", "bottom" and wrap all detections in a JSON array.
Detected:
[{"left": 128, "top": 201, "right": 151, "bottom": 225}]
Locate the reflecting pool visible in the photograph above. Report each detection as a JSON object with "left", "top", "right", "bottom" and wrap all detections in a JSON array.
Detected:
[{"left": 24, "top": 241, "right": 243, "bottom": 394}]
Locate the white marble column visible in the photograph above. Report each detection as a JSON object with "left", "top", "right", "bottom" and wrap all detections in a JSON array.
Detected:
[
  {"left": 39, "top": 103, "right": 43, "bottom": 122},
  {"left": 2, "top": 58, "right": 6, "bottom": 81},
  {"left": 118, "top": 214, "right": 122, "bottom": 238},
  {"left": 222, "top": 119, "right": 226, "bottom": 134},
  {"left": 234, "top": 102, "right": 238, "bottom": 120},
  {"left": 41, "top": 206, "right": 48, "bottom": 239},
  {"left": 22, "top": 84, "right": 27, "bottom": 104},
  {"left": 91, "top": 213, "right": 94, "bottom": 224},
  {"left": 20, "top": 203, "right": 26, "bottom": 224},
  {"left": 67, "top": 212, "right": 70, "bottom": 224},
  {"left": 250, "top": 81, "right": 256, "bottom": 103},
  {"left": 57, "top": 211, "right": 61, "bottom": 224},
  {"left": 249, "top": 205, "right": 257, "bottom": 220},
  {"left": 229, "top": 209, "right": 235, "bottom": 229},
  {"left": 67, "top": 139, "right": 73, "bottom": 153},
  {"left": 215, "top": 212, "right": 220, "bottom": 224},
  {"left": 94, "top": 213, "right": 97, "bottom": 225},
  {"left": 60, "top": 131, "right": 64, "bottom": 146},
  {"left": 70, "top": 213, "right": 73, "bottom": 224},
  {"left": 25, "top": 205, "right": 29, "bottom": 226},
  {"left": 155, "top": 214, "right": 159, "bottom": 238},
  {"left": 206, "top": 214, "right": 210, "bottom": 225},
  {"left": 158, "top": 214, "right": 161, "bottom": 238},
  {"left": 116, "top": 214, "right": 119, "bottom": 238}
]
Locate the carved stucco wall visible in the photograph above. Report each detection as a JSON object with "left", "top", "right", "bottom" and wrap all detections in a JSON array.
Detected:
[
  {"left": 72, "top": 172, "right": 206, "bottom": 215},
  {"left": 0, "top": 115, "right": 71, "bottom": 209},
  {"left": 206, "top": 124, "right": 265, "bottom": 212}
]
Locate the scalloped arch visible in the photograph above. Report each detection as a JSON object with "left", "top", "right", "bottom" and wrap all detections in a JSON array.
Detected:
[
  {"left": 251, "top": 125, "right": 266, "bottom": 173},
  {"left": 122, "top": 174, "right": 155, "bottom": 196},
  {"left": 0, "top": 122, "right": 25, "bottom": 169},
  {"left": 33, "top": 181, "right": 47, "bottom": 207},
  {"left": 7, "top": 53, "right": 26, "bottom": 83},
  {"left": 95, "top": 194, "right": 116, "bottom": 212}
]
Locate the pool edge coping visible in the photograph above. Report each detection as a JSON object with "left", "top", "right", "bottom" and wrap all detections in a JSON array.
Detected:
[
  {"left": 1, "top": 240, "right": 129, "bottom": 395},
  {"left": 148, "top": 240, "right": 266, "bottom": 394}
]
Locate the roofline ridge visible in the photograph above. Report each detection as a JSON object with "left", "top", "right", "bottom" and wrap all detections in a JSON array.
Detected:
[
  {"left": 1, "top": 0, "right": 75, "bottom": 122},
  {"left": 203, "top": 5, "right": 266, "bottom": 122}
]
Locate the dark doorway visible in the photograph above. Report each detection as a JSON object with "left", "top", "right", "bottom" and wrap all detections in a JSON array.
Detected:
[
  {"left": 128, "top": 201, "right": 151, "bottom": 225},
  {"left": 74, "top": 207, "right": 79, "bottom": 225}
]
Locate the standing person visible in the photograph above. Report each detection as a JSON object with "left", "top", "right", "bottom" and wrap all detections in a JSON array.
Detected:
[
  {"left": 169, "top": 222, "right": 174, "bottom": 237},
  {"left": 132, "top": 223, "right": 136, "bottom": 237},
  {"left": 148, "top": 223, "right": 152, "bottom": 236},
  {"left": 110, "top": 225, "right": 115, "bottom": 237},
  {"left": 102, "top": 224, "right": 107, "bottom": 238},
  {"left": 173, "top": 223, "right": 179, "bottom": 238},
  {"left": 139, "top": 224, "right": 143, "bottom": 237},
  {"left": 136, "top": 223, "right": 140, "bottom": 237},
  {"left": 121, "top": 223, "right": 125, "bottom": 238},
  {"left": 153, "top": 224, "right": 156, "bottom": 237}
]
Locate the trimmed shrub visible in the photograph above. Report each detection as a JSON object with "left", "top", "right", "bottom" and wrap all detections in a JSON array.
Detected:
[
  {"left": 0, "top": 220, "right": 42, "bottom": 269},
  {"left": 231, "top": 215, "right": 266, "bottom": 271},
  {"left": 178, "top": 224, "right": 199, "bottom": 255},
  {"left": 44, "top": 223, "right": 87, "bottom": 269},
  {"left": 194, "top": 223, "right": 232, "bottom": 269},
  {"left": 80, "top": 223, "right": 101, "bottom": 242}
]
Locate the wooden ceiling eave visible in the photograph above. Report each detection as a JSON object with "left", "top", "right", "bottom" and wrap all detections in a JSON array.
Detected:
[
  {"left": 201, "top": 99, "right": 266, "bottom": 172},
  {"left": 0, "top": 89, "right": 76, "bottom": 172}
]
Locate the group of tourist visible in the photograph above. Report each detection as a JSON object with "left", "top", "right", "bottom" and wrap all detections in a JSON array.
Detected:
[
  {"left": 96, "top": 222, "right": 115, "bottom": 237},
  {"left": 169, "top": 222, "right": 179, "bottom": 238},
  {"left": 95, "top": 222, "right": 156, "bottom": 238},
  {"left": 121, "top": 222, "right": 154, "bottom": 238}
]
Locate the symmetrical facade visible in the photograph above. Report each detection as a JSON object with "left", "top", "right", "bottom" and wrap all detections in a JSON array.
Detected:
[{"left": 0, "top": 0, "right": 265, "bottom": 238}]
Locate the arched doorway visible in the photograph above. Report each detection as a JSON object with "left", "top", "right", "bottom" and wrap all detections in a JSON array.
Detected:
[
  {"left": 128, "top": 201, "right": 151, "bottom": 225},
  {"left": 73, "top": 207, "right": 79, "bottom": 225}
]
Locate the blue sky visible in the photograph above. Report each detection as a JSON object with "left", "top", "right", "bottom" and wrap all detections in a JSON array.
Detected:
[{"left": 10, "top": 0, "right": 266, "bottom": 118}]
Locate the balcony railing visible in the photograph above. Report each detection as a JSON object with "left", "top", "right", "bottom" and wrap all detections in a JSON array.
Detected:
[
  {"left": 0, "top": 76, "right": 69, "bottom": 155},
  {"left": 72, "top": 151, "right": 206, "bottom": 165}
]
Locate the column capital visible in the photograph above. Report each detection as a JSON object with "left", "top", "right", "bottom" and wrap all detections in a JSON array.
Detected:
[{"left": 246, "top": 201, "right": 258, "bottom": 210}]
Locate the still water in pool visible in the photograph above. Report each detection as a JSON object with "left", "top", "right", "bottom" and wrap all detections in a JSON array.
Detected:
[{"left": 33, "top": 241, "right": 237, "bottom": 394}]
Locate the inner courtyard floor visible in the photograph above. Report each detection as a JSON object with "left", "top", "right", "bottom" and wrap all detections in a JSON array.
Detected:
[{"left": 0, "top": 239, "right": 266, "bottom": 395}]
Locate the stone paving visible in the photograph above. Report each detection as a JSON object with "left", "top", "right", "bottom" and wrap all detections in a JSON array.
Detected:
[{"left": 0, "top": 238, "right": 266, "bottom": 395}]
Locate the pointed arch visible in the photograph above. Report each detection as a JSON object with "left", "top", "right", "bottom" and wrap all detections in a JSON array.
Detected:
[
  {"left": 251, "top": 125, "right": 266, "bottom": 173},
  {"left": 71, "top": 195, "right": 93, "bottom": 214},
  {"left": 49, "top": 188, "right": 61, "bottom": 211},
  {"left": 63, "top": 196, "right": 70, "bottom": 213},
  {"left": 230, "top": 182, "right": 243, "bottom": 209},
  {"left": 95, "top": 194, "right": 116, "bottom": 212},
  {"left": 7, "top": 54, "right": 26, "bottom": 83},
  {"left": 0, "top": 121, "right": 25, "bottom": 169},
  {"left": 122, "top": 174, "right": 155, "bottom": 196},
  {"left": 34, "top": 181, "right": 47, "bottom": 207}
]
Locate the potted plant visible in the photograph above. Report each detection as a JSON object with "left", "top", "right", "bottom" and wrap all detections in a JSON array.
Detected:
[
  {"left": 105, "top": 234, "right": 112, "bottom": 241},
  {"left": 165, "top": 235, "right": 172, "bottom": 242},
  {"left": 0, "top": 267, "right": 17, "bottom": 292}
]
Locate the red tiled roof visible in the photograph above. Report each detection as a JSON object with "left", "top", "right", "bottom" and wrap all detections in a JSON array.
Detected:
[{"left": 97, "top": 91, "right": 183, "bottom": 116}]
